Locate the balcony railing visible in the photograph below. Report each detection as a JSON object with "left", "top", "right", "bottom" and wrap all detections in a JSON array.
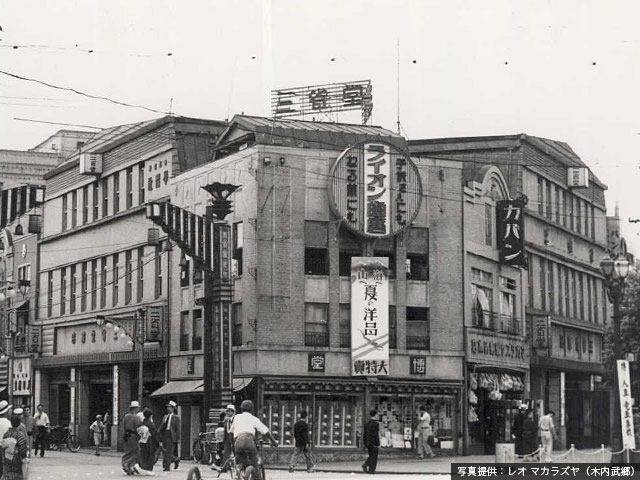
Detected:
[
  {"left": 472, "top": 309, "right": 521, "bottom": 335},
  {"left": 406, "top": 335, "right": 430, "bottom": 350},
  {"left": 305, "top": 331, "right": 329, "bottom": 347}
]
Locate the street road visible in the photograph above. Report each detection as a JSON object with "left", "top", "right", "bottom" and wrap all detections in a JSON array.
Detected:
[{"left": 28, "top": 451, "right": 442, "bottom": 480}]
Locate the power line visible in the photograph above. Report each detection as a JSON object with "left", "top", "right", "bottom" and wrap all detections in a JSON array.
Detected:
[{"left": 0, "top": 69, "right": 171, "bottom": 115}]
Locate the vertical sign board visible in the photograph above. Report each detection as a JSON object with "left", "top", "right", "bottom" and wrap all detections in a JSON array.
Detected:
[
  {"left": 12, "top": 357, "right": 31, "bottom": 396},
  {"left": 145, "top": 306, "right": 163, "bottom": 343},
  {"left": 496, "top": 197, "right": 527, "bottom": 267},
  {"left": 112, "top": 365, "right": 119, "bottom": 426},
  {"left": 533, "top": 316, "right": 550, "bottom": 349},
  {"left": 617, "top": 360, "right": 636, "bottom": 449},
  {"left": 560, "top": 372, "right": 565, "bottom": 427},
  {"left": 351, "top": 257, "right": 389, "bottom": 376}
]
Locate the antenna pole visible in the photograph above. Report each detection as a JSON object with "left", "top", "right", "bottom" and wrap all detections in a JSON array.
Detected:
[{"left": 396, "top": 39, "right": 401, "bottom": 135}]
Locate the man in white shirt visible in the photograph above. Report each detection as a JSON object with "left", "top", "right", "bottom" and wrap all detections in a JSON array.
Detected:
[
  {"left": 33, "top": 403, "right": 49, "bottom": 457},
  {"left": 229, "top": 400, "right": 278, "bottom": 480},
  {"left": 538, "top": 410, "right": 557, "bottom": 462}
]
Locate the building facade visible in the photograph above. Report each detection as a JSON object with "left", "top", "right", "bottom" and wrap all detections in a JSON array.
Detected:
[
  {"left": 164, "top": 115, "right": 465, "bottom": 456},
  {"left": 410, "top": 134, "right": 610, "bottom": 450},
  {"left": 34, "top": 116, "right": 226, "bottom": 448}
]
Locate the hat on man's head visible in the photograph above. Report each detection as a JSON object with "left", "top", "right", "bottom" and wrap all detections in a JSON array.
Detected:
[
  {"left": 167, "top": 400, "right": 177, "bottom": 408},
  {"left": 0, "top": 401, "right": 12, "bottom": 416},
  {"left": 13, "top": 408, "right": 23, "bottom": 416},
  {"left": 130, "top": 401, "right": 140, "bottom": 408},
  {"left": 519, "top": 403, "right": 528, "bottom": 411},
  {"left": 96, "top": 414, "right": 103, "bottom": 419},
  {"left": 226, "top": 404, "right": 236, "bottom": 412}
]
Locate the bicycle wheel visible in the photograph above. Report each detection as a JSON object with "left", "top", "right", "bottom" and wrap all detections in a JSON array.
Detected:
[
  {"left": 186, "top": 466, "right": 203, "bottom": 480},
  {"left": 244, "top": 465, "right": 258, "bottom": 480},
  {"left": 204, "top": 445, "right": 215, "bottom": 465},
  {"left": 192, "top": 439, "right": 203, "bottom": 463},
  {"left": 67, "top": 435, "right": 81, "bottom": 452}
]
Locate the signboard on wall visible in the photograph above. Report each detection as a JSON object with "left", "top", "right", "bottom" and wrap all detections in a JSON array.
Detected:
[
  {"left": 351, "top": 257, "right": 389, "bottom": 376},
  {"left": 617, "top": 360, "right": 636, "bottom": 449},
  {"left": 29, "top": 325, "right": 41, "bottom": 353},
  {"left": 466, "top": 329, "right": 529, "bottom": 368},
  {"left": 145, "top": 306, "right": 164, "bottom": 343},
  {"left": 308, "top": 353, "right": 325, "bottom": 372},
  {"left": 496, "top": 197, "right": 527, "bottom": 267},
  {"left": 271, "top": 80, "right": 373, "bottom": 124},
  {"left": 329, "top": 141, "right": 422, "bottom": 239},
  {"left": 567, "top": 167, "right": 589, "bottom": 188},
  {"left": 12, "top": 357, "right": 30, "bottom": 396},
  {"left": 532, "top": 315, "right": 550, "bottom": 349},
  {"left": 410, "top": 356, "right": 426, "bottom": 375}
]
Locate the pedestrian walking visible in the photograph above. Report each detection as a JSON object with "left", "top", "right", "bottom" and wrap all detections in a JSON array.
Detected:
[
  {"left": 103, "top": 410, "right": 112, "bottom": 446},
  {"left": 1, "top": 414, "right": 28, "bottom": 480},
  {"left": 538, "top": 410, "right": 557, "bottom": 462},
  {"left": 89, "top": 415, "right": 105, "bottom": 456},
  {"left": 139, "top": 408, "right": 160, "bottom": 472},
  {"left": 22, "top": 407, "right": 33, "bottom": 456},
  {"left": 362, "top": 409, "right": 380, "bottom": 475},
  {"left": 158, "top": 400, "right": 181, "bottom": 472},
  {"left": 512, "top": 404, "right": 529, "bottom": 458},
  {"left": 222, "top": 404, "right": 235, "bottom": 470},
  {"left": 122, "top": 400, "right": 147, "bottom": 476},
  {"left": 32, "top": 404, "right": 49, "bottom": 458},
  {"left": 416, "top": 406, "right": 435, "bottom": 458},
  {"left": 288, "top": 410, "right": 314, "bottom": 473}
]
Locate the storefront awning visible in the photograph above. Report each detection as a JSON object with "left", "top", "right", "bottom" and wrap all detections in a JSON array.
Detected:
[
  {"left": 150, "top": 380, "right": 203, "bottom": 397},
  {"left": 151, "top": 378, "right": 253, "bottom": 397}
]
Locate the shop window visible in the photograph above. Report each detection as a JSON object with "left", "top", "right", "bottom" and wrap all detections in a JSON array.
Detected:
[
  {"left": 305, "top": 248, "right": 328, "bottom": 275},
  {"left": 262, "top": 395, "right": 360, "bottom": 448},
  {"left": 304, "top": 303, "right": 329, "bottom": 347},
  {"left": 339, "top": 304, "right": 350, "bottom": 347},
  {"left": 406, "top": 307, "right": 429, "bottom": 350},
  {"left": 373, "top": 396, "right": 414, "bottom": 449},
  {"left": 232, "top": 222, "right": 243, "bottom": 278},
  {"left": 180, "top": 311, "right": 190, "bottom": 351},
  {"left": 192, "top": 309, "right": 203, "bottom": 351}
]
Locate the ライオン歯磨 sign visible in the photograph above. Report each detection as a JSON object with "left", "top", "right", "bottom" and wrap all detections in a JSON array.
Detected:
[{"left": 329, "top": 141, "right": 422, "bottom": 238}]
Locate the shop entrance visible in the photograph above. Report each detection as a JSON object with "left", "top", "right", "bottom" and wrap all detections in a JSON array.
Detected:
[
  {"left": 58, "top": 384, "right": 71, "bottom": 427},
  {"left": 90, "top": 383, "right": 113, "bottom": 421},
  {"left": 565, "top": 386, "right": 608, "bottom": 449}
]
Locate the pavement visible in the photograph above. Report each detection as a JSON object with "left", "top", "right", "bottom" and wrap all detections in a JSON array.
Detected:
[{"left": 59, "top": 446, "right": 613, "bottom": 476}]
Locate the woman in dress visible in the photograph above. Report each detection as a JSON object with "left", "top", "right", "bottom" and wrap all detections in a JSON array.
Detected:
[
  {"left": 122, "top": 401, "right": 143, "bottom": 475},
  {"left": 139, "top": 408, "right": 160, "bottom": 471},
  {"left": 2, "top": 414, "right": 29, "bottom": 480}
]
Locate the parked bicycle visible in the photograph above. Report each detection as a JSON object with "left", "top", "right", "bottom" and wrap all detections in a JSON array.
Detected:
[
  {"left": 192, "top": 431, "right": 216, "bottom": 465},
  {"left": 47, "top": 425, "right": 80, "bottom": 452}
]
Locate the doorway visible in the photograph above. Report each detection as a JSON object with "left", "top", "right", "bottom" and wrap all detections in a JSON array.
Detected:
[{"left": 90, "top": 383, "right": 113, "bottom": 422}]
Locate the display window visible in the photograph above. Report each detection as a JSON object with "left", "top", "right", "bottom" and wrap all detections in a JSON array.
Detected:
[
  {"left": 372, "top": 396, "right": 413, "bottom": 449},
  {"left": 262, "top": 394, "right": 361, "bottom": 448},
  {"left": 414, "top": 395, "right": 456, "bottom": 449}
]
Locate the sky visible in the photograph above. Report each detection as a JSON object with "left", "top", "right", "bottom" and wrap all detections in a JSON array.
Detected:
[{"left": 1, "top": 0, "right": 640, "bottom": 247}]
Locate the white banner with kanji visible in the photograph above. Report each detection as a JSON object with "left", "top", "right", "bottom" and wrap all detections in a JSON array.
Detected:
[
  {"left": 617, "top": 360, "right": 636, "bottom": 449},
  {"left": 351, "top": 257, "right": 389, "bottom": 376}
]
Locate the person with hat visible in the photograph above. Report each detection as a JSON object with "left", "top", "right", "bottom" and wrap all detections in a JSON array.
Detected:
[
  {"left": 512, "top": 404, "right": 530, "bottom": 459},
  {"left": 222, "top": 404, "right": 236, "bottom": 471},
  {"left": 122, "top": 400, "right": 146, "bottom": 475},
  {"left": 158, "top": 400, "right": 181, "bottom": 472},
  {"left": 22, "top": 407, "right": 34, "bottom": 455},
  {"left": 1, "top": 412, "right": 28, "bottom": 480},
  {"left": 90, "top": 414, "right": 105, "bottom": 456},
  {"left": 229, "top": 400, "right": 278, "bottom": 480},
  {"left": 32, "top": 403, "right": 48, "bottom": 458}
]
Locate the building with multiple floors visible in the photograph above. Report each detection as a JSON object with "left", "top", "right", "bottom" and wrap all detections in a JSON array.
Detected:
[
  {"left": 409, "top": 134, "right": 610, "bottom": 450},
  {"left": 33, "top": 116, "right": 226, "bottom": 448}
]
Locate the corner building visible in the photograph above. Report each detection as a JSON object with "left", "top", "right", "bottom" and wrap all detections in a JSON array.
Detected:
[
  {"left": 410, "top": 135, "right": 610, "bottom": 450},
  {"left": 168, "top": 115, "right": 465, "bottom": 455},
  {"left": 34, "top": 116, "right": 226, "bottom": 448}
]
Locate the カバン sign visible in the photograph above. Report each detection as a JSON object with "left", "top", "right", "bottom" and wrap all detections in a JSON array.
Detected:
[{"left": 329, "top": 141, "right": 422, "bottom": 238}]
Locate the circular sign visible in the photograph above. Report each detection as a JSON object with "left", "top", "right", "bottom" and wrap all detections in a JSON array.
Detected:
[{"left": 329, "top": 140, "right": 422, "bottom": 238}]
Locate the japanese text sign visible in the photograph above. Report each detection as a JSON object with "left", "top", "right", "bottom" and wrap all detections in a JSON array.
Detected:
[
  {"left": 351, "top": 257, "right": 389, "bottom": 376},
  {"left": 145, "top": 306, "right": 164, "bottom": 343},
  {"left": 330, "top": 141, "right": 422, "bottom": 238},
  {"left": 617, "top": 360, "right": 636, "bottom": 449},
  {"left": 532, "top": 315, "right": 550, "bottom": 349},
  {"left": 496, "top": 197, "right": 527, "bottom": 267},
  {"left": 272, "top": 80, "right": 373, "bottom": 124},
  {"left": 410, "top": 356, "right": 427, "bottom": 375},
  {"left": 308, "top": 353, "right": 326, "bottom": 372}
]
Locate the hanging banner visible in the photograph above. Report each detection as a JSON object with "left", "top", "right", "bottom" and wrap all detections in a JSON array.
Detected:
[
  {"left": 617, "top": 360, "right": 636, "bottom": 450},
  {"left": 532, "top": 315, "right": 550, "bottom": 349},
  {"left": 351, "top": 257, "right": 389, "bottom": 376},
  {"left": 496, "top": 197, "right": 527, "bottom": 267}
]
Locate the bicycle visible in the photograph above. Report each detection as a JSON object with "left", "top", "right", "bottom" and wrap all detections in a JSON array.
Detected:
[
  {"left": 47, "top": 425, "right": 80, "bottom": 452},
  {"left": 187, "top": 439, "right": 272, "bottom": 480},
  {"left": 192, "top": 431, "right": 215, "bottom": 465}
]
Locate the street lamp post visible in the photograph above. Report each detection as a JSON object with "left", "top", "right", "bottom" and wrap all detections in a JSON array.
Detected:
[
  {"left": 97, "top": 308, "right": 146, "bottom": 405},
  {"left": 600, "top": 253, "right": 631, "bottom": 463}
]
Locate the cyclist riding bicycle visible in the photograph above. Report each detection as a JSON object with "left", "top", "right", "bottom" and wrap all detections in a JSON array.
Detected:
[{"left": 229, "top": 400, "right": 278, "bottom": 480}]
